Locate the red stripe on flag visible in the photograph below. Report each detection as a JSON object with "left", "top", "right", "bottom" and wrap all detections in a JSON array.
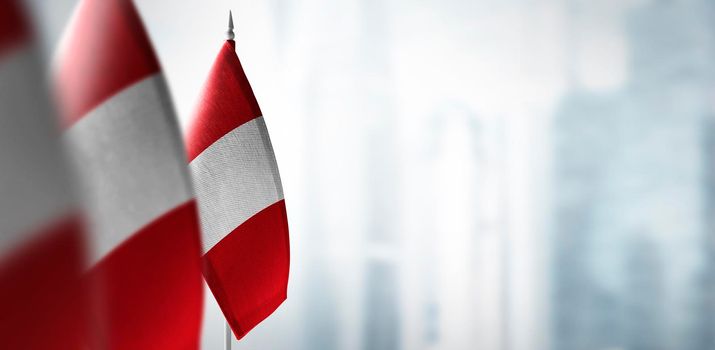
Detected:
[
  {"left": 203, "top": 200, "right": 290, "bottom": 339},
  {"left": 55, "top": 0, "right": 160, "bottom": 126},
  {"left": 186, "top": 41, "right": 262, "bottom": 161},
  {"left": 0, "top": 216, "right": 88, "bottom": 350},
  {"left": 88, "top": 201, "right": 203, "bottom": 349}
]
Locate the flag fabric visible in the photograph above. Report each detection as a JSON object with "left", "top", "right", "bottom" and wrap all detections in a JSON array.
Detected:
[
  {"left": 186, "top": 39, "right": 290, "bottom": 340},
  {"left": 0, "top": 1, "right": 87, "bottom": 348},
  {"left": 55, "top": 0, "right": 203, "bottom": 348}
]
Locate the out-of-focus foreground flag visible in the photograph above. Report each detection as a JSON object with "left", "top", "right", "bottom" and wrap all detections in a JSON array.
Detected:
[
  {"left": 186, "top": 15, "right": 290, "bottom": 340},
  {"left": 55, "top": 0, "right": 203, "bottom": 348},
  {"left": 0, "top": 1, "right": 87, "bottom": 349}
]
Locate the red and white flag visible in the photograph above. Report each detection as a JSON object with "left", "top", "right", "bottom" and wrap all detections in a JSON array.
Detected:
[
  {"left": 186, "top": 26, "right": 290, "bottom": 339},
  {"left": 55, "top": 0, "right": 203, "bottom": 348},
  {"left": 0, "top": 1, "right": 87, "bottom": 348}
]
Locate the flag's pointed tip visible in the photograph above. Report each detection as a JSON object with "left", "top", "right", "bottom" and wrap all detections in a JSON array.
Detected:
[{"left": 227, "top": 10, "right": 235, "bottom": 41}]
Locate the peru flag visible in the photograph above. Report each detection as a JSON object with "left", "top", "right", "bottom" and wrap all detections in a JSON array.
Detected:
[
  {"left": 186, "top": 36, "right": 290, "bottom": 339},
  {"left": 55, "top": 0, "right": 203, "bottom": 348},
  {"left": 0, "top": 1, "right": 86, "bottom": 349}
]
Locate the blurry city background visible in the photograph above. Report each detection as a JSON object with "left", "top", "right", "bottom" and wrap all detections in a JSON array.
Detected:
[{"left": 25, "top": 0, "right": 715, "bottom": 349}]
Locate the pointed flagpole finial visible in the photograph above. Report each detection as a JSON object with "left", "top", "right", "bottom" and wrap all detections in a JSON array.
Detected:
[{"left": 227, "top": 11, "right": 235, "bottom": 41}]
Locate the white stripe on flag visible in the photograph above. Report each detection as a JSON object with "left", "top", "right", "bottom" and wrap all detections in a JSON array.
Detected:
[
  {"left": 190, "top": 117, "right": 284, "bottom": 254},
  {"left": 0, "top": 45, "right": 75, "bottom": 254},
  {"left": 65, "top": 74, "right": 192, "bottom": 264}
]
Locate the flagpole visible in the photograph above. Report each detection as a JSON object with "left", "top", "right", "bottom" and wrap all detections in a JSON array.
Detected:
[
  {"left": 225, "top": 321, "right": 232, "bottom": 350},
  {"left": 227, "top": 10, "right": 235, "bottom": 41},
  {"left": 224, "top": 11, "right": 235, "bottom": 350}
]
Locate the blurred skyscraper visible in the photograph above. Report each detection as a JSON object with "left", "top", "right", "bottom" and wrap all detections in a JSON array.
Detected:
[
  {"left": 359, "top": 0, "right": 401, "bottom": 349},
  {"left": 551, "top": 0, "right": 715, "bottom": 349}
]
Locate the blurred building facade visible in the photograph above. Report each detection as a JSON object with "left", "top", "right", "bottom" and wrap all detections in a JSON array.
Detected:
[{"left": 551, "top": 1, "right": 715, "bottom": 349}]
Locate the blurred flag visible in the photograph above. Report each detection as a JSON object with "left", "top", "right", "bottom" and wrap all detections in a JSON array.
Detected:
[
  {"left": 55, "top": 0, "right": 203, "bottom": 348},
  {"left": 186, "top": 25, "right": 290, "bottom": 340},
  {"left": 0, "top": 1, "right": 87, "bottom": 348}
]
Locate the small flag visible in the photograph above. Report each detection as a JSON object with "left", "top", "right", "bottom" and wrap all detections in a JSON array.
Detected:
[
  {"left": 55, "top": 0, "right": 203, "bottom": 348},
  {"left": 186, "top": 13, "right": 290, "bottom": 340},
  {"left": 0, "top": 1, "right": 87, "bottom": 348}
]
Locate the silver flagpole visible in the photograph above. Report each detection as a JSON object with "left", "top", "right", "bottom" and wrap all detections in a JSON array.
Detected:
[
  {"left": 225, "top": 321, "right": 232, "bottom": 350},
  {"left": 227, "top": 10, "right": 235, "bottom": 41},
  {"left": 224, "top": 11, "right": 235, "bottom": 350}
]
